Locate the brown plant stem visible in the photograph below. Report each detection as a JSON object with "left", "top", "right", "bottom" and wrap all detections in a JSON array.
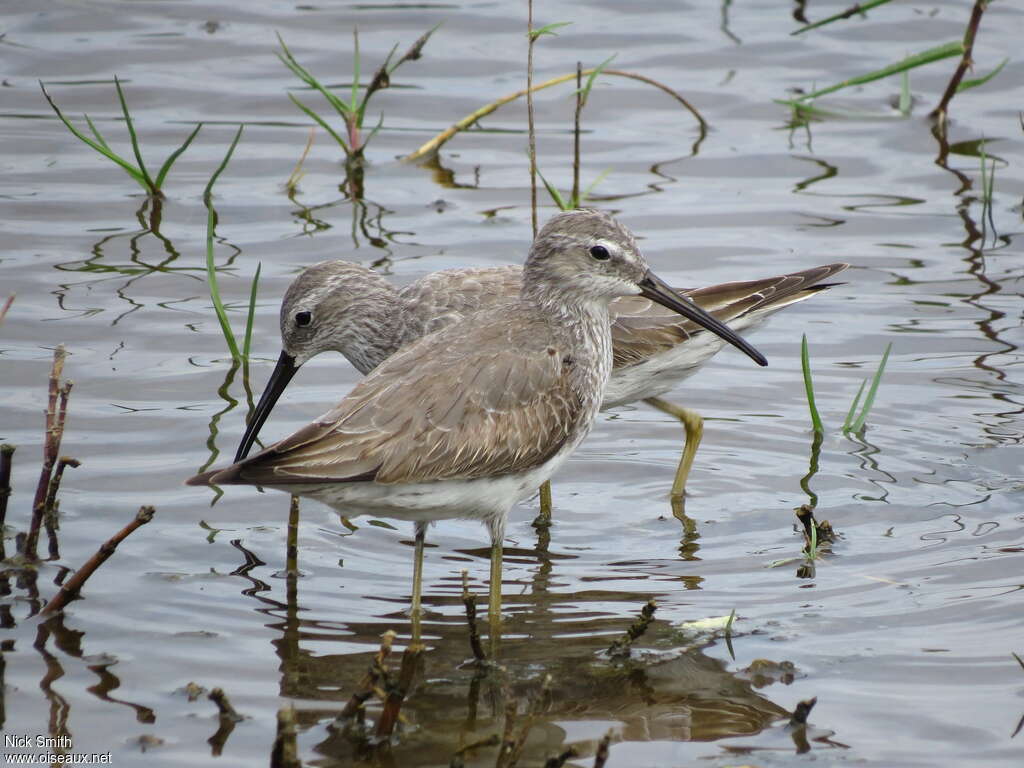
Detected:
[
  {"left": 404, "top": 69, "right": 706, "bottom": 163},
  {"left": 527, "top": 0, "right": 537, "bottom": 237},
  {"left": 271, "top": 705, "right": 302, "bottom": 768},
  {"left": 207, "top": 687, "right": 243, "bottom": 756},
  {"left": 462, "top": 570, "right": 487, "bottom": 662},
  {"left": 339, "top": 629, "right": 395, "bottom": 720},
  {"left": 0, "top": 443, "right": 14, "bottom": 540},
  {"left": 287, "top": 495, "right": 299, "bottom": 574},
  {"left": 209, "top": 687, "right": 245, "bottom": 722},
  {"left": 494, "top": 700, "right": 518, "bottom": 768},
  {"left": 27, "top": 348, "right": 70, "bottom": 559},
  {"left": 593, "top": 730, "right": 612, "bottom": 768},
  {"left": 607, "top": 599, "right": 657, "bottom": 659},
  {"left": 41, "top": 505, "right": 155, "bottom": 615},
  {"left": 572, "top": 62, "right": 582, "bottom": 207},
  {"left": 376, "top": 640, "right": 422, "bottom": 737},
  {"left": 930, "top": 0, "right": 989, "bottom": 123},
  {"left": 0, "top": 294, "right": 13, "bottom": 325},
  {"left": 44, "top": 457, "right": 80, "bottom": 525}
]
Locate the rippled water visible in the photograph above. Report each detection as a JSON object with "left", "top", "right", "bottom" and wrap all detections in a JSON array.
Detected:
[{"left": 3, "top": 1, "right": 1023, "bottom": 766}]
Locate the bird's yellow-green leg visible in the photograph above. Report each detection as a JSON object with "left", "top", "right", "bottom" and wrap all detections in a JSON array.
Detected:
[
  {"left": 644, "top": 396, "right": 704, "bottom": 499},
  {"left": 488, "top": 537, "right": 503, "bottom": 626},
  {"left": 411, "top": 522, "right": 426, "bottom": 643},
  {"left": 533, "top": 480, "right": 553, "bottom": 527}
]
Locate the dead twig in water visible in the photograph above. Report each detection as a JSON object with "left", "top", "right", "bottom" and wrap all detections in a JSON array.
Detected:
[
  {"left": 271, "top": 705, "right": 302, "bottom": 768},
  {"left": 27, "top": 347, "right": 72, "bottom": 559},
  {"left": 376, "top": 638, "right": 422, "bottom": 738},
  {"left": 607, "top": 599, "right": 657, "bottom": 659},
  {"left": 404, "top": 69, "right": 706, "bottom": 163},
  {"left": 543, "top": 748, "right": 577, "bottom": 768},
  {"left": 593, "top": 730, "right": 612, "bottom": 768},
  {"left": 0, "top": 444, "right": 14, "bottom": 555},
  {"left": 449, "top": 734, "right": 500, "bottom": 767},
  {"left": 209, "top": 687, "right": 245, "bottom": 722},
  {"left": 494, "top": 675, "right": 553, "bottom": 768},
  {"left": 931, "top": 0, "right": 990, "bottom": 125},
  {"left": 494, "top": 700, "right": 519, "bottom": 768},
  {"left": 526, "top": 0, "right": 538, "bottom": 237},
  {"left": 43, "top": 457, "right": 80, "bottom": 525},
  {"left": 338, "top": 629, "right": 395, "bottom": 721},
  {"left": 462, "top": 569, "right": 487, "bottom": 662},
  {"left": 790, "top": 696, "right": 817, "bottom": 726},
  {"left": 0, "top": 294, "right": 13, "bottom": 325},
  {"left": 41, "top": 505, "right": 155, "bottom": 615},
  {"left": 208, "top": 687, "right": 244, "bottom": 756}
]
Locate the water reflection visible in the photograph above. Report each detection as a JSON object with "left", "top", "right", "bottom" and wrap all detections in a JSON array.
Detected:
[{"left": 212, "top": 518, "right": 835, "bottom": 765}]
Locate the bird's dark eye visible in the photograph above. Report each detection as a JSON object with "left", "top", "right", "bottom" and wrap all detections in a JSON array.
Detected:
[
  {"left": 589, "top": 245, "right": 610, "bottom": 261},
  {"left": 295, "top": 311, "right": 312, "bottom": 327}
]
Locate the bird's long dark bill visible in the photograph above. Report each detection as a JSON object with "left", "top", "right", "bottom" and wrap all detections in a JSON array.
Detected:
[
  {"left": 639, "top": 270, "right": 768, "bottom": 367},
  {"left": 234, "top": 351, "right": 299, "bottom": 462}
]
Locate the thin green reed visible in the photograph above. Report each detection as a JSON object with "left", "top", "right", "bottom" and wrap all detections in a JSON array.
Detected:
[
  {"left": 843, "top": 343, "right": 892, "bottom": 434},
  {"left": 202, "top": 126, "right": 260, "bottom": 363},
  {"left": 800, "top": 335, "right": 824, "bottom": 435}
]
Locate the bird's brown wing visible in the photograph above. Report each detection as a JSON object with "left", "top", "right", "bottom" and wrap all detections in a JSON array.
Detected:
[
  {"left": 610, "top": 263, "right": 848, "bottom": 367},
  {"left": 198, "top": 307, "right": 582, "bottom": 487}
]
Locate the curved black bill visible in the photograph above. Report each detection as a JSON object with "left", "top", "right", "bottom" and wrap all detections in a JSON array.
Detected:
[
  {"left": 638, "top": 270, "right": 768, "bottom": 367},
  {"left": 234, "top": 351, "right": 299, "bottom": 463}
]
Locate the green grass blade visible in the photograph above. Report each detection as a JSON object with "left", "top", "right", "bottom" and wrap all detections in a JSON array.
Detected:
[
  {"left": 791, "top": 0, "right": 893, "bottom": 36},
  {"left": 842, "top": 379, "right": 867, "bottom": 433},
  {"left": 40, "top": 81, "right": 148, "bottom": 188},
  {"left": 898, "top": 70, "right": 911, "bottom": 115},
  {"left": 205, "top": 205, "right": 240, "bottom": 361},
  {"left": 979, "top": 141, "right": 991, "bottom": 242},
  {"left": 203, "top": 126, "right": 245, "bottom": 361},
  {"left": 801, "top": 334, "right": 825, "bottom": 435},
  {"left": 154, "top": 122, "right": 202, "bottom": 189},
  {"left": 277, "top": 33, "right": 351, "bottom": 118},
  {"left": 287, "top": 92, "right": 350, "bottom": 153},
  {"left": 242, "top": 262, "right": 261, "bottom": 361},
  {"left": 783, "top": 41, "right": 964, "bottom": 104},
  {"left": 578, "top": 53, "right": 616, "bottom": 109},
  {"left": 113, "top": 75, "right": 156, "bottom": 192},
  {"left": 529, "top": 21, "right": 572, "bottom": 41},
  {"left": 83, "top": 113, "right": 112, "bottom": 151},
  {"left": 849, "top": 342, "right": 892, "bottom": 433},
  {"left": 957, "top": 57, "right": 1007, "bottom": 93},
  {"left": 351, "top": 27, "right": 361, "bottom": 116},
  {"left": 537, "top": 169, "right": 569, "bottom": 211},
  {"left": 203, "top": 125, "right": 243, "bottom": 204},
  {"left": 582, "top": 168, "right": 611, "bottom": 202},
  {"left": 362, "top": 111, "right": 385, "bottom": 146}
]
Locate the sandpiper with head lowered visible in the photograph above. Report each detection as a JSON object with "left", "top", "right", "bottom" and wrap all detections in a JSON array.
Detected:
[
  {"left": 188, "top": 209, "right": 767, "bottom": 623},
  {"left": 233, "top": 249, "right": 846, "bottom": 502}
]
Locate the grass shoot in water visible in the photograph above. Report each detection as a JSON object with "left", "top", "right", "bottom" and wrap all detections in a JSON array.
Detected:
[
  {"left": 40, "top": 76, "right": 201, "bottom": 197},
  {"left": 202, "top": 126, "right": 260, "bottom": 364}
]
